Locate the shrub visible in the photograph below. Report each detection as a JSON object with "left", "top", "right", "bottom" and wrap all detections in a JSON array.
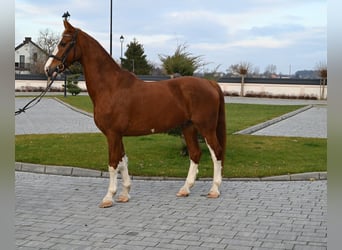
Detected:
[{"left": 65, "top": 74, "right": 81, "bottom": 96}]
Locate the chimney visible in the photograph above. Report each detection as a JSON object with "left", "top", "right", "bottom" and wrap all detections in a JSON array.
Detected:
[{"left": 24, "top": 37, "right": 31, "bottom": 43}]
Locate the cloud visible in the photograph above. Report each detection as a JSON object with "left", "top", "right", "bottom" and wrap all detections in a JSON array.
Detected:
[
  {"left": 232, "top": 37, "right": 293, "bottom": 49},
  {"left": 128, "top": 34, "right": 177, "bottom": 46},
  {"left": 193, "top": 37, "right": 292, "bottom": 52},
  {"left": 15, "top": 0, "right": 326, "bottom": 73}
]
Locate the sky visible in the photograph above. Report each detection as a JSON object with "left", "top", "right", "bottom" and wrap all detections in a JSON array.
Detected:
[{"left": 15, "top": 0, "right": 327, "bottom": 75}]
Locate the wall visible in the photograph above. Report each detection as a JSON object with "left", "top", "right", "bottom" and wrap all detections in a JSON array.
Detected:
[
  {"left": 15, "top": 78, "right": 327, "bottom": 99},
  {"left": 15, "top": 80, "right": 87, "bottom": 91},
  {"left": 218, "top": 82, "right": 327, "bottom": 99}
]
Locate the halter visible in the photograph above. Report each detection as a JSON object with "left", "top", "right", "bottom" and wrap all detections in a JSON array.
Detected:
[{"left": 49, "top": 29, "right": 79, "bottom": 72}]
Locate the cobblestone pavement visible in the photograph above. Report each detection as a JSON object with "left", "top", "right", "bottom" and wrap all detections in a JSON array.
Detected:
[
  {"left": 224, "top": 97, "right": 327, "bottom": 139},
  {"left": 16, "top": 172, "right": 327, "bottom": 250},
  {"left": 252, "top": 106, "right": 327, "bottom": 138},
  {"left": 15, "top": 98, "right": 99, "bottom": 135}
]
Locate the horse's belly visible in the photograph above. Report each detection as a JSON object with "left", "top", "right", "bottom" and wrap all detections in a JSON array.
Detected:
[{"left": 124, "top": 110, "right": 188, "bottom": 136}]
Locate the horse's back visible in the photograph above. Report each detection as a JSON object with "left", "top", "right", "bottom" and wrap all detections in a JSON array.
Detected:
[{"left": 164, "top": 76, "right": 221, "bottom": 108}]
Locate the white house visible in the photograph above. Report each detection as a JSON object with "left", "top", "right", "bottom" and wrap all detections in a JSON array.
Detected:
[{"left": 15, "top": 37, "right": 47, "bottom": 74}]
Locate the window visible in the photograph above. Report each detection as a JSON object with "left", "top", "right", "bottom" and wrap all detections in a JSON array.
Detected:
[
  {"left": 19, "top": 55, "right": 25, "bottom": 68},
  {"left": 33, "top": 53, "right": 38, "bottom": 62}
]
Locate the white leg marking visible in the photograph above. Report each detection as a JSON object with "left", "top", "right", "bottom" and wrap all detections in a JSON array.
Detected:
[
  {"left": 117, "top": 155, "right": 131, "bottom": 201},
  {"left": 185, "top": 160, "right": 199, "bottom": 189},
  {"left": 177, "top": 160, "right": 198, "bottom": 196},
  {"left": 206, "top": 140, "right": 222, "bottom": 197},
  {"left": 100, "top": 165, "right": 118, "bottom": 207}
]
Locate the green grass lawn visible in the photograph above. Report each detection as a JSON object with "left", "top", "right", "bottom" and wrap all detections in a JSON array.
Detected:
[
  {"left": 56, "top": 95, "right": 94, "bottom": 113},
  {"left": 15, "top": 96, "right": 327, "bottom": 178}
]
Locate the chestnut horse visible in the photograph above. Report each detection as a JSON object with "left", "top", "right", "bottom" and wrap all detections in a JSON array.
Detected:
[{"left": 45, "top": 20, "right": 226, "bottom": 208}]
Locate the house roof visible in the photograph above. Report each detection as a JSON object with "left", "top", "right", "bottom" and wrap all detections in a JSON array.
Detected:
[{"left": 15, "top": 37, "right": 47, "bottom": 55}]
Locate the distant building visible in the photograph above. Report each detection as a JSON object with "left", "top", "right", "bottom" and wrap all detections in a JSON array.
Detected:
[
  {"left": 295, "top": 70, "right": 319, "bottom": 79},
  {"left": 15, "top": 37, "right": 48, "bottom": 74}
]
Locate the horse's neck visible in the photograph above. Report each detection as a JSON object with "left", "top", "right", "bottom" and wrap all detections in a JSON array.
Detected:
[{"left": 79, "top": 32, "right": 123, "bottom": 99}]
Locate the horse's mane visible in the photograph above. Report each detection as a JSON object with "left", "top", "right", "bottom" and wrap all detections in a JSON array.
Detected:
[{"left": 79, "top": 29, "right": 122, "bottom": 72}]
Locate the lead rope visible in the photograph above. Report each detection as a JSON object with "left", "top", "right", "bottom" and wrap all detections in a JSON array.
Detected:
[{"left": 15, "top": 74, "right": 58, "bottom": 116}]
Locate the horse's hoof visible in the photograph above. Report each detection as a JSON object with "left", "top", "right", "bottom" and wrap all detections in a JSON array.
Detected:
[
  {"left": 116, "top": 195, "right": 129, "bottom": 203},
  {"left": 176, "top": 189, "right": 189, "bottom": 197},
  {"left": 99, "top": 200, "right": 113, "bottom": 208},
  {"left": 207, "top": 191, "right": 220, "bottom": 198}
]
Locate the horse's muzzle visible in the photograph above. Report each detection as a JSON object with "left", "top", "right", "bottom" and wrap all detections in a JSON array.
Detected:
[
  {"left": 45, "top": 67, "right": 57, "bottom": 78},
  {"left": 45, "top": 64, "right": 64, "bottom": 78}
]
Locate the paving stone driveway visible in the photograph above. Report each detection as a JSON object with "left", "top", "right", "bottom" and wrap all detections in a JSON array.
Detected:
[{"left": 16, "top": 172, "right": 327, "bottom": 250}]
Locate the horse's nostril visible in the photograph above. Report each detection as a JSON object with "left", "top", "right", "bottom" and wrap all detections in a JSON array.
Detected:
[{"left": 45, "top": 67, "right": 51, "bottom": 77}]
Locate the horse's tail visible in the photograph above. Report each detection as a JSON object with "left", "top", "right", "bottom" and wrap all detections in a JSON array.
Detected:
[{"left": 211, "top": 80, "right": 227, "bottom": 167}]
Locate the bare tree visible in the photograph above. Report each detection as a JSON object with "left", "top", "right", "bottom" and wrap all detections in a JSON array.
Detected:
[
  {"left": 226, "top": 64, "right": 240, "bottom": 76},
  {"left": 29, "top": 53, "right": 48, "bottom": 74},
  {"left": 264, "top": 64, "right": 277, "bottom": 77},
  {"left": 226, "top": 62, "right": 252, "bottom": 96},
  {"left": 252, "top": 66, "right": 260, "bottom": 77},
  {"left": 316, "top": 61, "right": 327, "bottom": 100},
  {"left": 37, "top": 28, "right": 60, "bottom": 55},
  {"left": 202, "top": 64, "right": 222, "bottom": 81},
  {"left": 234, "top": 62, "right": 252, "bottom": 96}
]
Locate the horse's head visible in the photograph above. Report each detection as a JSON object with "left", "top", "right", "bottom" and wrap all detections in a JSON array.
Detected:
[{"left": 44, "top": 20, "right": 81, "bottom": 77}]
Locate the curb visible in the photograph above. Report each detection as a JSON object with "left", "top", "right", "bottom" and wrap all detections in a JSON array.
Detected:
[
  {"left": 234, "top": 105, "right": 314, "bottom": 135},
  {"left": 15, "top": 162, "right": 327, "bottom": 181},
  {"left": 53, "top": 97, "right": 94, "bottom": 118}
]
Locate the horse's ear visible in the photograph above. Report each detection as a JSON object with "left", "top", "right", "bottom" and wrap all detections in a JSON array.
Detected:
[{"left": 63, "top": 20, "right": 75, "bottom": 31}]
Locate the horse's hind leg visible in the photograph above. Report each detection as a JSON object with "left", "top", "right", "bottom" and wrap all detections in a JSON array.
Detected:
[
  {"left": 176, "top": 125, "right": 202, "bottom": 197},
  {"left": 203, "top": 133, "right": 223, "bottom": 198}
]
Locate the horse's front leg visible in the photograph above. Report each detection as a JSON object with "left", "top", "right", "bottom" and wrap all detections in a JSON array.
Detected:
[
  {"left": 116, "top": 155, "right": 131, "bottom": 203},
  {"left": 177, "top": 160, "right": 199, "bottom": 197},
  {"left": 99, "top": 165, "right": 119, "bottom": 208},
  {"left": 99, "top": 135, "right": 131, "bottom": 208}
]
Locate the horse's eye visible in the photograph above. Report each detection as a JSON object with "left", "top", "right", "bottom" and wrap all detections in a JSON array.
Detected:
[{"left": 59, "top": 42, "right": 66, "bottom": 47}]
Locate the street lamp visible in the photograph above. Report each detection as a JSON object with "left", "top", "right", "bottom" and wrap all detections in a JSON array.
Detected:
[
  {"left": 110, "top": 0, "right": 113, "bottom": 56},
  {"left": 120, "top": 35, "right": 124, "bottom": 65}
]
